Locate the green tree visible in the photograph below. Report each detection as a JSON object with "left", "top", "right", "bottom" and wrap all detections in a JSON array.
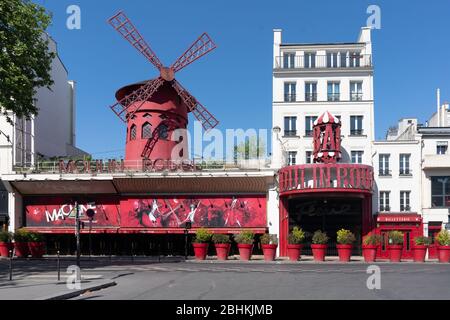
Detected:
[
  {"left": 0, "top": 0, "right": 54, "bottom": 122},
  {"left": 233, "top": 135, "right": 266, "bottom": 161}
]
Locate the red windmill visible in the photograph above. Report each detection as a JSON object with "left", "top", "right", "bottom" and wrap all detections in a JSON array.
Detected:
[{"left": 107, "top": 11, "right": 219, "bottom": 163}]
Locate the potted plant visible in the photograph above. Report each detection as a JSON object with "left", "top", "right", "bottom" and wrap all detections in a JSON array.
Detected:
[
  {"left": 412, "top": 236, "right": 431, "bottom": 263},
  {"left": 336, "top": 229, "right": 356, "bottom": 262},
  {"left": 212, "top": 234, "right": 231, "bottom": 261},
  {"left": 192, "top": 228, "right": 212, "bottom": 260},
  {"left": 260, "top": 234, "right": 278, "bottom": 261},
  {"left": 234, "top": 230, "right": 254, "bottom": 261},
  {"left": 435, "top": 230, "right": 450, "bottom": 263},
  {"left": 311, "top": 230, "right": 329, "bottom": 261},
  {"left": 0, "top": 231, "right": 13, "bottom": 257},
  {"left": 387, "top": 231, "right": 404, "bottom": 262},
  {"left": 28, "top": 232, "right": 46, "bottom": 258},
  {"left": 362, "top": 234, "right": 381, "bottom": 262},
  {"left": 287, "top": 227, "right": 305, "bottom": 261},
  {"left": 13, "top": 229, "right": 31, "bottom": 258}
]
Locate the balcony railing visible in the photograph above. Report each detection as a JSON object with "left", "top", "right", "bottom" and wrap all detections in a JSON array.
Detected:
[
  {"left": 284, "top": 130, "right": 297, "bottom": 137},
  {"left": 12, "top": 158, "right": 273, "bottom": 175},
  {"left": 399, "top": 169, "right": 412, "bottom": 176},
  {"left": 327, "top": 93, "right": 340, "bottom": 102},
  {"left": 379, "top": 169, "right": 392, "bottom": 177},
  {"left": 350, "top": 129, "right": 364, "bottom": 136},
  {"left": 284, "top": 93, "right": 297, "bottom": 102},
  {"left": 275, "top": 54, "right": 372, "bottom": 70},
  {"left": 380, "top": 206, "right": 391, "bottom": 212},
  {"left": 305, "top": 93, "right": 317, "bottom": 102},
  {"left": 350, "top": 93, "right": 363, "bottom": 101}
]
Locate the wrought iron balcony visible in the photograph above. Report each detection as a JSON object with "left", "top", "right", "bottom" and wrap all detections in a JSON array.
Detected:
[
  {"left": 283, "top": 130, "right": 298, "bottom": 137},
  {"left": 284, "top": 94, "right": 297, "bottom": 102},
  {"left": 379, "top": 169, "right": 392, "bottom": 177},
  {"left": 350, "top": 129, "right": 364, "bottom": 136},
  {"left": 350, "top": 93, "right": 363, "bottom": 101},
  {"left": 327, "top": 93, "right": 340, "bottom": 102},
  {"left": 275, "top": 54, "right": 372, "bottom": 70},
  {"left": 305, "top": 93, "right": 317, "bottom": 102}
]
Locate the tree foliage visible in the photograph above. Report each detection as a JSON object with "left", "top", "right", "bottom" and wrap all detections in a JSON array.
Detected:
[{"left": 0, "top": 0, "right": 54, "bottom": 122}]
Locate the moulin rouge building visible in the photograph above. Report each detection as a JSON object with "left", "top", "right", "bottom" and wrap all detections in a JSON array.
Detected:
[{"left": 1, "top": 20, "right": 450, "bottom": 259}]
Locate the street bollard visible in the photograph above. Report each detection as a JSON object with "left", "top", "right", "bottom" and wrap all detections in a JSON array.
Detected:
[
  {"left": 9, "top": 250, "right": 13, "bottom": 281},
  {"left": 57, "top": 250, "right": 61, "bottom": 281}
]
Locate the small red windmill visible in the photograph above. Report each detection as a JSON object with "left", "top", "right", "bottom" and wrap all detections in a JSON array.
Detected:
[{"left": 107, "top": 11, "right": 219, "bottom": 162}]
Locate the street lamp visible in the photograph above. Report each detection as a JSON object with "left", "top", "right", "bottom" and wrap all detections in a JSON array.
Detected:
[{"left": 184, "top": 221, "right": 192, "bottom": 260}]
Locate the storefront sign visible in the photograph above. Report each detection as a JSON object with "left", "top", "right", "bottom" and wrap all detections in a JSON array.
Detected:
[{"left": 25, "top": 195, "right": 267, "bottom": 229}]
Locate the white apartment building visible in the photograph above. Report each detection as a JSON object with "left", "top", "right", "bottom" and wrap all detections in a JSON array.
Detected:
[
  {"left": 0, "top": 34, "right": 87, "bottom": 230},
  {"left": 271, "top": 26, "right": 450, "bottom": 259}
]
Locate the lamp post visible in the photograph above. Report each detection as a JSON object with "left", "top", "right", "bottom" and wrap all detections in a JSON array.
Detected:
[{"left": 184, "top": 221, "right": 192, "bottom": 260}]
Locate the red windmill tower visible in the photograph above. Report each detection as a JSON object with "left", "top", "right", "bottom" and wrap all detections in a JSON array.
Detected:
[{"left": 108, "top": 11, "right": 219, "bottom": 163}]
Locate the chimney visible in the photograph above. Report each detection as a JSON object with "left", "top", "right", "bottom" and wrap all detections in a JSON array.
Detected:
[
  {"left": 437, "top": 88, "right": 441, "bottom": 127},
  {"left": 273, "top": 29, "right": 282, "bottom": 68}
]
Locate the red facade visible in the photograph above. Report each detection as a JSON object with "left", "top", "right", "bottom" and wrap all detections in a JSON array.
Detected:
[{"left": 24, "top": 195, "right": 267, "bottom": 231}]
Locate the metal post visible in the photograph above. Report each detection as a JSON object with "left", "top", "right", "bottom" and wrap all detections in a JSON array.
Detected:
[
  {"left": 57, "top": 250, "right": 60, "bottom": 281},
  {"left": 9, "top": 250, "right": 13, "bottom": 281},
  {"left": 75, "top": 201, "right": 81, "bottom": 281},
  {"left": 131, "top": 241, "right": 134, "bottom": 263},
  {"left": 88, "top": 219, "right": 92, "bottom": 258},
  {"left": 184, "top": 229, "right": 188, "bottom": 260}
]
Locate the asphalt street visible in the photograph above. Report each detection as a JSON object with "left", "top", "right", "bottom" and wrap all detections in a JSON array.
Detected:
[{"left": 70, "top": 261, "right": 450, "bottom": 300}]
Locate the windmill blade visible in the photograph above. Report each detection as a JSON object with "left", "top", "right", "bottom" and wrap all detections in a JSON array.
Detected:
[
  {"left": 172, "top": 80, "right": 219, "bottom": 131},
  {"left": 171, "top": 33, "right": 217, "bottom": 73},
  {"left": 110, "top": 78, "right": 164, "bottom": 123},
  {"left": 108, "top": 11, "right": 163, "bottom": 70}
]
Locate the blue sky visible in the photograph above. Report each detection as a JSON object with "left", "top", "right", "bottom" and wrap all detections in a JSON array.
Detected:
[{"left": 34, "top": 0, "right": 450, "bottom": 159}]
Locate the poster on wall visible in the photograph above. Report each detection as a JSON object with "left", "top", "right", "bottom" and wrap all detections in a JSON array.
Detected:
[{"left": 24, "top": 195, "right": 267, "bottom": 229}]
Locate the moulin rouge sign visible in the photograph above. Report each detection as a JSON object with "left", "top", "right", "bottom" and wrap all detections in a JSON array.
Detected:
[
  {"left": 279, "top": 164, "right": 374, "bottom": 194},
  {"left": 58, "top": 159, "right": 203, "bottom": 174}
]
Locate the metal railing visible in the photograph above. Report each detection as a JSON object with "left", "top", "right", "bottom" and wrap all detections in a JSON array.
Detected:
[
  {"left": 327, "top": 93, "right": 340, "bottom": 102},
  {"left": 283, "top": 130, "right": 297, "bottom": 137},
  {"left": 12, "top": 158, "right": 273, "bottom": 175},
  {"left": 305, "top": 93, "right": 317, "bottom": 102},
  {"left": 350, "top": 129, "right": 364, "bottom": 136},
  {"left": 284, "top": 94, "right": 297, "bottom": 102},
  {"left": 378, "top": 169, "right": 392, "bottom": 176},
  {"left": 275, "top": 54, "right": 372, "bottom": 69}
]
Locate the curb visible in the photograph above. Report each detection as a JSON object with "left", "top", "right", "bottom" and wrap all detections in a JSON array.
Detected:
[{"left": 40, "top": 281, "right": 117, "bottom": 300}]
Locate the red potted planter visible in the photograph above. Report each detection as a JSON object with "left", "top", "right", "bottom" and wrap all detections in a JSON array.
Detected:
[
  {"left": 237, "top": 244, "right": 253, "bottom": 261},
  {"left": 0, "top": 242, "right": 13, "bottom": 257},
  {"left": 336, "top": 244, "right": 353, "bottom": 262},
  {"left": 287, "top": 227, "right": 305, "bottom": 261},
  {"left": 29, "top": 242, "right": 46, "bottom": 258},
  {"left": 412, "top": 245, "right": 428, "bottom": 263},
  {"left": 311, "top": 244, "right": 327, "bottom": 261},
  {"left": 438, "top": 246, "right": 450, "bottom": 263},
  {"left": 287, "top": 244, "right": 303, "bottom": 261},
  {"left": 388, "top": 245, "right": 403, "bottom": 262},
  {"left": 261, "top": 244, "right": 278, "bottom": 261},
  {"left": 193, "top": 243, "right": 209, "bottom": 260},
  {"left": 311, "top": 230, "right": 329, "bottom": 262},
  {"left": 235, "top": 231, "right": 255, "bottom": 261},
  {"left": 214, "top": 243, "right": 231, "bottom": 261},
  {"left": 14, "top": 242, "right": 30, "bottom": 258},
  {"left": 362, "top": 245, "right": 378, "bottom": 262}
]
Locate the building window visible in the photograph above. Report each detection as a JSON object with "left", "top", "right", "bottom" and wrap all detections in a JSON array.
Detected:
[
  {"left": 349, "top": 52, "right": 361, "bottom": 67},
  {"left": 284, "top": 117, "right": 297, "bottom": 137},
  {"left": 306, "top": 151, "right": 313, "bottom": 164},
  {"left": 326, "top": 52, "right": 339, "bottom": 68},
  {"left": 350, "top": 81, "right": 363, "bottom": 101},
  {"left": 431, "top": 176, "right": 450, "bottom": 208},
  {"left": 351, "top": 151, "right": 363, "bottom": 164},
  {"left": 283, "top": 52, "right": 295, "bottom": 69},
  {"left": 379, "top": 191, "right": 390, "bottom": 212},
  {"left": 158, "top": 124, "right": 169, "bottom": 140},
  {"left": 305, "top": 116, "right": 317, "bottom": 137},
  {"left": 304, "top": 52, "right": 316, "bottom": 68},
  {"left": 284, "top": 82, "right": 296, "bottom": 102},
  {"left": 288, "top": 151, "right": 297, "bottom": 166},
  {"left": 399, "top": 154, "right": 411, "bottom": 175},
  {"left": 142, "top": 122, "right": 152, "bottom": 139},
  {"left": 400, "top": 191, "right": 411, "bottom": 212},
  {"left": 327, "top": 82, "right": 340, "bottom": 101},
  {"left": 437, "top": 142, "right": 448, "bottom": 155},
  {"left": 130, "top": 124, "right": 137, "bottom": 141},
  {"left": 379, "top": 154, "right": 390, "bottom": 176},
  {"left": 305, "top": 82, "right": 317, "bottom": 102},
  {"left": 350, "top": 115, "right": 363, "bottom": 135}
]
